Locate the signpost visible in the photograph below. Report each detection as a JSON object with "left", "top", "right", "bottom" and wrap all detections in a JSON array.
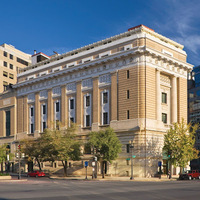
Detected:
[{"left": 85, "top": 161, "right": 88, "bottom": 180}]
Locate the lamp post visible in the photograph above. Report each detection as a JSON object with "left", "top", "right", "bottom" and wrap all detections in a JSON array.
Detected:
[
  {"left": 18, "top": 145, "right": 21, "bottom": 180},
  {"left": 129, "top": 140, "right": 134, "bottom": 180}
]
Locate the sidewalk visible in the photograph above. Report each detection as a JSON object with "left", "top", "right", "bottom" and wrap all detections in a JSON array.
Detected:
[{"left": 49, "top": 174, "right": 179, "bottom": 182}]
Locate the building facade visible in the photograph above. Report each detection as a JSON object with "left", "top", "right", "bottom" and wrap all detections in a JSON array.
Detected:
[
  {"left": 0, "top": 43, "right": 31, "bottom": 93},
  {"left": 188, "top": 66, "right": 200, "bottom": 169},
  {"left": 0, "top": 25, "right": 192, "bottom": 177}
]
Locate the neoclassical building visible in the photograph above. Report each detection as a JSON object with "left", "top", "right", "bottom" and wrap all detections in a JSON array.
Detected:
[{"left": 0, "top": 25, "right": 192, "bottom": 177}]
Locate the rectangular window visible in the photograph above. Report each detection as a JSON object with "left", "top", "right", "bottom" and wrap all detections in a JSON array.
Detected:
[
  {"left": 127, "top": 70, "right": 130, "bottom": 79},
  {"left": 10, "top": 64, "right": 13, "bottom": 69},
  {"left": 10, "top": 54, "right": 13, "bottom": 59},
  {"left": 9, "top": 73, "right": 14, "bottom": 79},
  {"left": 56, "top": 102, "right": 59, "bottom": 112},
  {"left": 3, "top": 71, "right": 8, "bottom": 77},
  {"left": 6, "top": 111, "right": 11, "bottom": 137},
  {"left": 127, "top": 90, "right": 130, "bottom": 99},
  {"left": 4, "top": 61, "right": 7, "bottom": 67},
  {"left": 127, "top": 110, "right": 130, "bottom": 119},
  {"left": 3, "top": 81, "right": 8, "bottom": 91},
  {"left": 162, "top": 93, "right": 167, "bottom": 104},
  {"left": 103, "top": 92, "right": 108, "bottom": 104},
  {"left": 126, "top": 144, "right": 130, "bottom": 153},
  {"left": 31, "top": 107, "right": 34, "bottom": 116},
  {"left": 70, "top": 117, "right": 74, "bottom": 123},
  {"left": 17, "top": 57, "right": 29, "bottom": 66},
  {"left": 70, "top": 99, "right": 74, "bottom": 109},
  {"left": 86, "top": 96, "right": 90, "bottom": 107},
  {"left": 43, "top": 122, "right": 46, "bottom": 131},
  {"left": 86, "top": 115, "right": 90, "bottom": 127},
  {"left": 162, "top": 113, "right": 167, "bottom": 124},
  {"left": 43, "top": 104, "right": 46, "bottom": 115},
  {"left": 103, "top": 112, "right": 108, "bottom": 125},
  {"left": 4, "top": 51, "right": 7, "bottom": 57},
  {"left": 31, "top": 124, "right": 34, "bottom": 133}
]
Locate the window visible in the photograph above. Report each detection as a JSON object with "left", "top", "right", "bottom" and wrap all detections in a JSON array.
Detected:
[
  {"left": 3, "top": 71, "right": 8, "bottom": 77},
  {"left": 4, "top": 61, "right": 7, "bottom": 67},
  {"left": 103, "top": 92, "right": 108, "bottom": 104},
  {"left": 10, "top": 64, "right": 13, "bottom": 69},
  {"left": 4, "top": 51, "right": 7, "bottom": 57},
  {"left": 3, "top": 81, "right": 8, "bottom": 91},
  {"left": 127, "top": 70, "right": 130, "bottom": 79},
  {"left": 31, "top": 107, "right": 34, "bottom": 116},
  {"left": 43, "top": 104, "right": 46, "bottom": 114},
  {"left": 70, "top": 117, "right": 74, "bottom": 123},
  {"left": 126, "top": 144, "right": 130, "bottom": 153},
  {"left": 86, "top": 115, "right": 90, "bottom": 127},
  {"left": 86, "top": 96, "right": 90, "bottom": 107},
  {"left": 70, "top": 99, "right": 74, "bottom": 109},
  {"left": 56, "top": 102, "right": 59, "bottom": 112},
  {"left": 162, "top": 93, "right": 167, "bottom": 104},
  {"left": 17, "top": 57, "right": 29, "bottom": 66},
  {"left": 10, "top": 54, "right": 13, "bottom": 59},
  {"left": 31, "top": 124, "right": 34, "bottom": 133},
  {"left": 43, "top": 122, "right": 46, "bottom": 131},
  {"left": 127, "top": 90, "right": 130, "bottom": 99},
  {"left": 6, "top": 111, "right": 11, "bottom": 137},
  {"left": 9, "top": 73, "right": 14, "bottom": 79},
  {"left": 127, "top": 110, "right": 130, "bottom": 119},
  {"left": 162, "top": 113, "right": 167, "bottom": 124},
  {"left": 103, "top": 112, "right": 108, "bottom": 125}
]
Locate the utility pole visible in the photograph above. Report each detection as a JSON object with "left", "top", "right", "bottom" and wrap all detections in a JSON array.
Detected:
[
  {"left": 129, "top": 140, "right": 134, "bottom": 180},
  {"left": 18, "top": 145, "right": 21, "bottom": 179}
]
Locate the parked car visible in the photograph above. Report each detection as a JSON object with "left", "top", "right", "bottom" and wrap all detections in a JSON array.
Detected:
[
  {"left": 179, "top": 170, "right": 200, "bottom": 180},
  {"left": 27, "top": 171, "right": 45, "bottom": 177}
]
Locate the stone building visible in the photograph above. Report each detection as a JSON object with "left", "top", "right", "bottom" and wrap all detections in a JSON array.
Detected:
[
  {"left": 0, "top": 25, "right": 192, "bottom": 177},
  {"left": 0, "top": 43, "right": 31, "bottom": 93}
]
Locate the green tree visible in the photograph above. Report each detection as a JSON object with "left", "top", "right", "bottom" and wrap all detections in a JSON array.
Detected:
[
  {"left": 163, "top": 119, "right": 199, "bottom": 172},
  {"left": 0, "top": 144, "right": 13, "bottom": 173},
  {"left": 43, "top": 123, "right": 81, "bottom": 176},
  {"left": 89, "top": 127, "right": 122, "bottom": 178},
  {"left": 20, "top": 138, "right": 43, "bottom": 171}
]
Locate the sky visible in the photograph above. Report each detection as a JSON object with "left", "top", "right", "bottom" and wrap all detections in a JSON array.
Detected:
[{"left": 0, "top": 0, "right": 200, "bottom": 66}]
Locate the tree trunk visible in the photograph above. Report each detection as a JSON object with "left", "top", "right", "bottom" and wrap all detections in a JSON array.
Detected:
[
  {"left": 62, "top": 161, "right": 68, "bottom": 177},
  {"left": 36, "top": 158, "right": 42, "bottom": 171},
  {"left": 102, "top": 161, "right": 105, "bottom": 179},
  {"left": 1, "top": 162, "right": 3, "bottom": 173}
]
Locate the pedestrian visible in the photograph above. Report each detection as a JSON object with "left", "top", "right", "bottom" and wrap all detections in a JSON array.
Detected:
[{"left": 168, "top": 170, "right": 171, "bottom": 179}]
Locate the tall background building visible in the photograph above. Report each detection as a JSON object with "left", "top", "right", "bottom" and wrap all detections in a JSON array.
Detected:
[
  {"left": 188, "top": 65, "right": 200, "bottom": 169},
  {"left": 0, "top": 25, "right": 192, "bottom": 177},
  {"left": 0, "top": 43, "right": 31, "bottom": 93}
]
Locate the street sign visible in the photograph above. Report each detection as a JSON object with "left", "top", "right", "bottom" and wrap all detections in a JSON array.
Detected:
[
  {"left": 132, "top": 155, "right": 136, "bottom": 158},
  {"left": 85, "top": 161, "right": 88, "bottom": 167},
  {"left": 158, "top": 161, "right": 162, "bottom": 167},
  {"left": 126, "top": 158, "right": 130, "bottom": 161}
]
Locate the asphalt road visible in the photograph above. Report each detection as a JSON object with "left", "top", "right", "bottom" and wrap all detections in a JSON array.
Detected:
[{"left": 0, "top": 177, "right": 200, "bottom": 200}]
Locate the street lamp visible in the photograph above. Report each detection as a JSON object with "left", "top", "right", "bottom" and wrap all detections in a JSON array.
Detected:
[{"left": 129, "top": 140, "right": 134, "bottom": 180}]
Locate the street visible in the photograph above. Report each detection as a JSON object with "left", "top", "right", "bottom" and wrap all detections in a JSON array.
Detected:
[{"left": 0, "top": 177, "right": 200, "bottom": 200}]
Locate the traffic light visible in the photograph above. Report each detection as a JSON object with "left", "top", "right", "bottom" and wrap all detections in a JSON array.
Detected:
[{"left": 18, "top": 145, "right": 21, "bottom": 150}]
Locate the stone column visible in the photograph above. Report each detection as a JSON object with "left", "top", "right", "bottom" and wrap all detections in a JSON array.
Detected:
[
  {"left": 111, "top": 71, "right": 118, "bottom": 121},
  {"left": 92, "top": 76, "right": 99, "bottom": 131},
  {"left": 61, "top": 85, "right": 67, "bottom": 126},
  {"left": 23, "top": 96, "right": 28, "bottom": 133},
  {"left": 35, "top": 92, "right": 40, "bottom": 133},
  {"left": 76, "top": 81, "right": 82, "bottom": 127},
  {"left": 156, "top": 70, "right": 161, "bottom": 121},
  {"left": 171, "top": 76, "right": 177, "bottom": 123},
  {"left": 47, "top": 89, "right": 53, "bottom": 129}
]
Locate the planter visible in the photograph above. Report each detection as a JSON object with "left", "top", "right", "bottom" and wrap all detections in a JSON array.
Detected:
[{"left": 0, "top": 176, "right": 12, "bottom": 180}]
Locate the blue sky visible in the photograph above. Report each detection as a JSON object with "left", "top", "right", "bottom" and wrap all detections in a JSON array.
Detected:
[{"left": 0, "top": 0, "right": 200, "bottom": 66}]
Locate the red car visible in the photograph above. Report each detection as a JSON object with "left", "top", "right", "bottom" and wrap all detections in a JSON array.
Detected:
[
  {"left": 27, "top": 171, "right": 45, "bottom": 177},
  {"left": 179, "top": 170, "right": 200, "bottom": 180}
]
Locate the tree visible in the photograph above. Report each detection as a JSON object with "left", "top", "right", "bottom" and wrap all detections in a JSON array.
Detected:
[
  {"left": 89, "top": 127, "right": 122, "bottom": 178},
  {"left": 20, "top": 138, "right": 44, "bottom": 171},
  {"left": 163, "top": 118, "right": 199, "bottom": 172},
  {"left": 43, "top": 123, "right": 82, "bottom": 176},
  {"left": 0, "top": 144, "right": 13, "bottom": 173}
]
